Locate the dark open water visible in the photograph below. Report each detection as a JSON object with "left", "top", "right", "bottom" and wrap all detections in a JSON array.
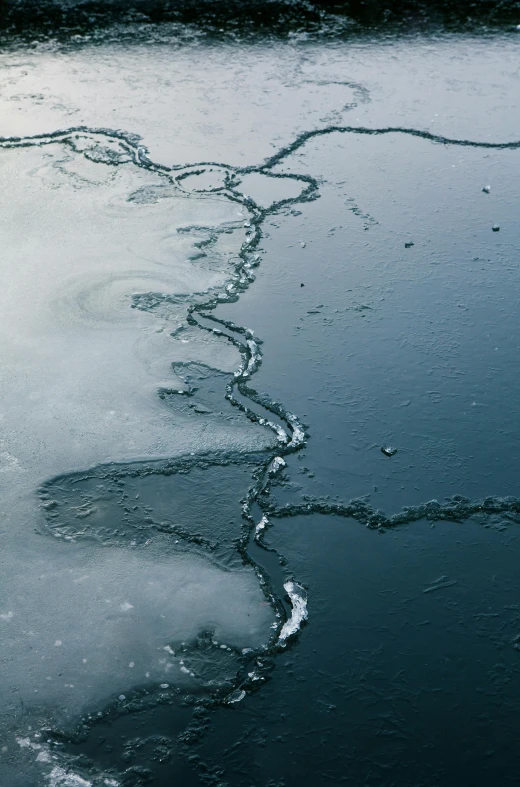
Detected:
[{"left": 1, "top": 2, "right": 520, "bottom": 785}]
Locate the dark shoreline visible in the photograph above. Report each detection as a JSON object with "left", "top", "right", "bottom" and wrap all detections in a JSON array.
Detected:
[{"left": 1, "top": 0, "right": 519, "bottom": 40}]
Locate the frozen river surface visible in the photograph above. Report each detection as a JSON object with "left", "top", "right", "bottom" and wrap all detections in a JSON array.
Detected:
[{"left": 1, "top": 5, "right": 520, "bottom": 785}]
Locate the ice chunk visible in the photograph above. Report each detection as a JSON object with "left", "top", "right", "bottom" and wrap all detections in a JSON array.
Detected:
[
  {"left": 269, "top": 456, "right": 286, "bottom": 475},
  {"left": 226, "top": 689, "right": 246, "bottom": 704},
  {"left": 255, "top": 515, "right": 270, "bottom": 540},
  {"left": 278, "top": 581, "right": 308, "bottom": 644},
  {"left": 47, "top": 767, "right": 92, "bottom": 787}
]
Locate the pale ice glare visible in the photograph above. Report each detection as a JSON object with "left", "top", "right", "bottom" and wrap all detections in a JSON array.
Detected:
[{"left": 0, "top": 135, "right": 275, "bottom": 773}]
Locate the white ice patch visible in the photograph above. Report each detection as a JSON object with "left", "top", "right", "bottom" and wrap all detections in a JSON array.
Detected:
[
  {"left": 16, "top": 735, "right": 52, "bottom": 763},
  {"left": 47, "top": 766, "right": 93, "bottom": 787},
  {"left": 269, "top": 456, "right": 286, "bottom": 475},
  {"left": 278, "top": 581, "right": 308, "bottom": 644},
  {"left": 16, "top": 737, "right": 34, "bottom": 749},
  {"left": 255, "top": 515, "right": 269, "bottom": 541},
  {"left": 287, "top": 415, "right": 306, "bottom": 449},
  {"left": 245, "top": 338, "right": 261, "bottom": 375},
  {"left": 272, "top": 423, "right": 289, "bottom": 444},
  {"left": 0, "top": 451, "right": 24, "bottom": 473}
]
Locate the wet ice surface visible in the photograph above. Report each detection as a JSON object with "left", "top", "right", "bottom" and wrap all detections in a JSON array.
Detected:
[
  {"left": 1, "top": 11, "right": 520, "bottom": 787},
  {"left": 222, "top": 134, "right": 520, "bottom": 512},
  {"left": 194, "top": 513, "right": 520, "bottom": 786}
]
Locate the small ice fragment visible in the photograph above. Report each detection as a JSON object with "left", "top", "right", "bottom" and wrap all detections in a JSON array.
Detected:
[
  {"left": 278, "top": 580, "right": 308, "bottom": 644},
  {"left": 129, "top": 662, "right": 134, "bottom": 668},
  {"left": 492, "top": 224, "right": 500, "bottom": 232},
  {"left": 227, "top": 689, "right": 246, "bottom": 704},
  {"left": 288, "top": 416, "right": 305, "bottom": 448},
  {"left": 381, "top": 446, "right": 397, "bottom": 457},
  {"left": 255, "top": 515, "right": 269, "bottom": 539},
  {"left": 482, "top": 185, "right": 491, "bottom": 193},
  {"left": 160, "top": 683, "right": 169, "bottom": 689},
  {"left": 300, "top": 241, "right": 306, "bottom": 248},
  {"left": 118, "top": 695, "right": 126, "bottom": 701},
  {"left": 54, "top": 640, "right": 62, "bottom": 647},
  {"left": 269, "top": 456, "right": 286, "bottom": 474},
  {"left": 47, "top": 766, "right": 92, "bottom": 787},
  {"left": 0, "top": 611, "right": 14, "bottom": 620},
  {"left": 120, "top": 602, "right": 133, "bottom": 611}
]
